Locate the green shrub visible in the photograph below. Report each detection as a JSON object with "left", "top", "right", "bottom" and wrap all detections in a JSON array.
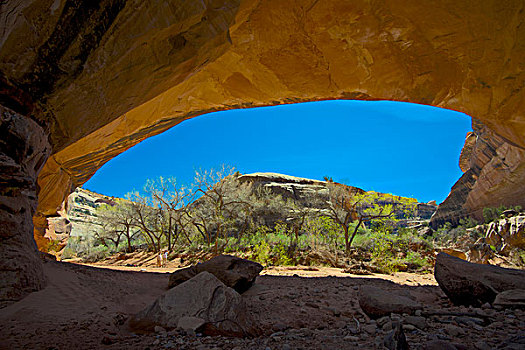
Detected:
[
  {"left": 483, "top": 205, "right": 522, "bottom": 224},
  {"left": 369, "top": 234, "right": 399, "bottom": 274},
  {"left": 252, "top": 240, "right": 272, "bottom": 265},
  {"left": 401, "top": 251, "right": 431, "bottom": 270}
]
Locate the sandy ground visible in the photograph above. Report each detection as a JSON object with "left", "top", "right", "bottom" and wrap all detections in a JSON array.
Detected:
[
  {"left": 1, "top": 261, "right": 523, "bottom": 350},
  {"left": 83, "top": 263, "right": 438, "bottom": 286}
]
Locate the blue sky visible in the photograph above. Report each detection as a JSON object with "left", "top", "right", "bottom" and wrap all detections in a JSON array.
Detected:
[{"left": 83, "top": 100, "right": 471, "bottom": 204}]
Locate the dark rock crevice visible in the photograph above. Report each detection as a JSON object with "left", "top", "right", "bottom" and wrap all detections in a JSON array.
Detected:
[
  {"left": 18, "top": 0, "right": 127, "bottom": 103},
  {"left": 0, "top": 104, "right": 51, "bottom": 307}
]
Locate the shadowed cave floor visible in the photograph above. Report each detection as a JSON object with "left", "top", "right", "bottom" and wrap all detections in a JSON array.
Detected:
[{"left": 0, "top": 261, "right": 523, "bottom": 350}]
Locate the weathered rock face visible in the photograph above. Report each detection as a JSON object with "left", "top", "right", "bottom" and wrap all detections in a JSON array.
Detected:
[
  {"left": 1, "top": 1, "right": 525, "bottom": 299},
  {"left": 431, "top": 120, "right": 525, "bottom": 228},
  {"left": 0, "top": 105, "right": 50, "bottom": 307},
  {"left": 131, "top": 271, "right": 258, "bottom": 337},
  {"left": 434, "top": 253, "right": 525, "bottom": 306},
  {"left": 485, "top": 215, "right": 525, "bottom": 253},
  {"left": 238, "top": 172, "right": 436, "bottom": 222},
  {"left": 37, "top": 188, "right": 115, "bottom": 254}
]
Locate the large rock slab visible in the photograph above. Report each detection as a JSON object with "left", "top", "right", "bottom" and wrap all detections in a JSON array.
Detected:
[
  {"left": 358, "top": 285, "right": 421, "bottom": 318},
  {"left": 130, "top": 271, "right": 258, "bottom": 337},
  {"left": 168, "top": 255, "right": 263, "bottom": 293},
  {"left": 434, "top": 253, "right": 525, "bottom": 306}
]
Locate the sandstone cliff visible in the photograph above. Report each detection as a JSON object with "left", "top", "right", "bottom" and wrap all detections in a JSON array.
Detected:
[
  {"left": 238, "top": 172, "right": 436, "bottom": 221},
  {"left": 41, "top": 188, "right": 115, "bottom": 255},
  {"left": 430, "top": 120, "right": 525, "bottom": 228}
]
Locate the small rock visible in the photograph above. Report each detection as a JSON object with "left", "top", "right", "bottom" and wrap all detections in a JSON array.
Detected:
[
  {"left": 402, "top": 324, "right": 416, "bottom": 331},
  {"left": 493, "top": 289, "right": 525, "bottom": 309},
  {"left": 474, "top": 341, "right": 492, "bottom": 350},
  {"left": 363, "top": 324, "right": 377, "bottom": 335},
  {"left": 154, "top": 325, "right": 167, "bottom": 333},
  {"left": 101, "top": 336, "right": 115, "bottom": 345},
  {"left": 454, "top": 316, "right": 484, "bottom": 326},
  {"left": 383, "top": 321, "right": 409, "bottom": 350},
  {"left": 272, "top": 323, "right": 288, "bottom": 332},
  {"left": 444, "top": 324, "right": 464, "bottom": 337},
  {"left": 377, "top": 316, "right": 390, "bottom": 327},
  {"left": 423, "top": 340, "right": 458, "bottom": 350},
  {"left": 343, "top": 335, "right": 359, "bottom": 341},
  {"left": 404, "top": 315, "right": 427, "bottom": 330},
  {"left": 382, "top": 322, "right": 393, "bottom": 332},
  {"left": 177, "top": 317, "right": 205, "bottom": 333}
]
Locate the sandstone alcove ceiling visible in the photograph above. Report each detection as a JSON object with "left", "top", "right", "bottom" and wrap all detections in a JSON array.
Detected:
[{"left": 1, "top": 0, "right": 525, "bottom": 303}]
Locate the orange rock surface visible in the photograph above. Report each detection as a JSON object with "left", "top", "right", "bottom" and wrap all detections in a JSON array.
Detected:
[{"left": 0, "top": 1, "right": 524, "bottom": 245}]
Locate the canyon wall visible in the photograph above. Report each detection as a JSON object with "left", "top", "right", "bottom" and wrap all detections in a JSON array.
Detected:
[
  {"left": 1, "top": 0, "right": 524, "bottom": 302},
  {"left": 430, "top": 119, "right": 525, "bottom": 228}
]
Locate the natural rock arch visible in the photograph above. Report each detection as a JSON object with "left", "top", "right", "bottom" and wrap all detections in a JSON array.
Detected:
[{"left": 1, "top": 0, "right": 524, "bottom": 303}]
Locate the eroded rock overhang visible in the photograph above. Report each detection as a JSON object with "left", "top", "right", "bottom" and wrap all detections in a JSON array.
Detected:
[{"left": 1, "top": 0, "right": 524, "bottom": 245}]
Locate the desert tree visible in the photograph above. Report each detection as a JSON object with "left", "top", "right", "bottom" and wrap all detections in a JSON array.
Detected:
[
  {"left": 127, "top": 190, "right": 167, "bottom": 253},
  {"left": 325, "top": 181, "right": 416, "bottom": 251},
  {"left": 187, "top": 166, "right": 254, "bottom": 252},
  {"left": 94, "top": 199, "right": 139, "bottom": 252},
  {"left": 284, "top": 195, "right": 324, "bottom": 247},
  {"left": 143, "top": 177, "right": 194, "bottom": 250}
]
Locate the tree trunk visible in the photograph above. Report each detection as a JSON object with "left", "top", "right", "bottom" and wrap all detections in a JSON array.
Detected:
[
  {"left": 126, "top": 226, "right": 132, "bottom": 252},
  {"left": 344, "top": 226, "right": 350, "bottom": 252},
  {"left": 167, "top": 216, "right": 172, "bottom": 251},
  {"left": 348, "top": 218, "right": 363, "bottom": 249}
]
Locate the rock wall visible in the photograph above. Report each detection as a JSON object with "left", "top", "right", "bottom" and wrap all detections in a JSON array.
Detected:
[
  {"left": 0, "top": 105, "right": 50, "bottom": 306},
  {"left": 238, "top": 172, "right": 436, "bottom": 221},
  {"left": 430, "top": 120, "right": 525, "bottom": 228},
  {"left": 1, "top": 1, "right": 525, "bottom": 299},
  {"left": 40, "top": 188, "right": 116, "bottom": 256}
]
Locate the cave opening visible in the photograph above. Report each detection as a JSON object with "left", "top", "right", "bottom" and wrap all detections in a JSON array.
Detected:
[
  {"left": 48, "top": 99, "right": 473, "bottom": 262},
  {"left": 84, "top": 100, "right": 472, "bottom": 204}
]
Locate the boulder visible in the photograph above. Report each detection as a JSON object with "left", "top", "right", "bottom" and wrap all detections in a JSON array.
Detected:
[
  {"left": 358, "top": 285, "right": 421, "bottom": 318},
  {"left": 434, "top": 253, "right": 525, "bottom": 306},
  {"left": 168, "top": 255, "right": 263, "bottom": 293},
  {"left": 440, "top": 248, "right": 467, "bottom": 261},
  {"left": 493, "top": 289, "right": 525, "bottom": 309},
  {"left": 130, "top": 271, "right": 258, "bottom": 337}
]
